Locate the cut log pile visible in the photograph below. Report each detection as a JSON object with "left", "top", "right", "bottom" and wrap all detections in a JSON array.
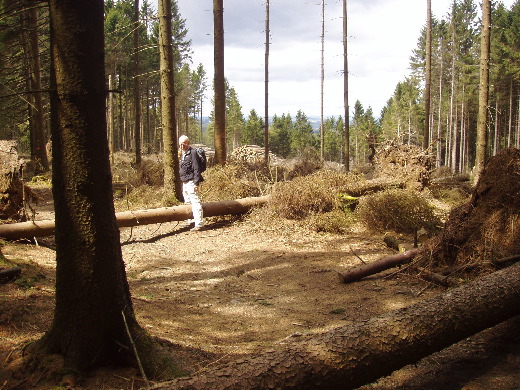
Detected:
[
  {"left": 229, "top": 145, "right": 282, "bottom": 165},
  {"left": 373, "top": 140, "right": 435, "bottom": 190}
]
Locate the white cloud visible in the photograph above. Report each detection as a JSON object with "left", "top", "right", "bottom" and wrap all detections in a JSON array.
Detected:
[{"left": 152, "top": 0, "right": 516, "bottom": 119}]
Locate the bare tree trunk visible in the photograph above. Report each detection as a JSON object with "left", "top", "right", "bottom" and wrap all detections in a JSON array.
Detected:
[
  {"left": 133, "top": 0, "right": 142, "bottom": 166},
  {"left": 475, "top": 0, "right": 491, "bottom": 182},
  {"left": 424, "top": 0, "right": 432, "bottom": 149},
  {"left": 448, "top": 6, "right": 456, "bottom": 170},
  {"left": 152, "top": 261, "right": 520, "bottom": 390},
  {"left": 159, "top": 0, "right": 182, "bottom": 200},
  {"left": 320, "top": 0, "right": 325, "bottom": 159},
  {"left": 493, "top": 99, "right": 499, "bottom": 154},
  {"left": 37, "top": 0, "right": 144, "bottom": 373},
  {"left": 264, "top": 0, "right": 270, "bottom": 166},
  {"left": 108, "top": 74, "right": 115, "bottom": 163},
  {"left": 436, "top": 38, "right": 444, "bottom": 167},
  {"left": 213, "top": 0, "right": 226, "bottom": 164},
  {"left": 459, "top": 91, "right": 465, "bottom": 171},
  {"left": 342, "top": 0, "right": 350, "bottom": 172},
  {"left": 508, "top": 79, "right": 513, "bottom": 148}
]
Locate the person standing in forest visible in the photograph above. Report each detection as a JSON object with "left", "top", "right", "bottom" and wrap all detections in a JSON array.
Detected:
[{"left": 179, "top": 135, "right": 204, "bottom": 231}]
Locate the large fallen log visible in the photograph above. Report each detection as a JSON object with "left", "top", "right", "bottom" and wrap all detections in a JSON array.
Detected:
[
  {"left": 0, "top": 195, "right": 270, "bottom": 240},
  {"left": 151, "top": 261, "right": 520, "bottom": 390},
  {"left": 339, "top": 248, "right": 422, "bottom": 283}
]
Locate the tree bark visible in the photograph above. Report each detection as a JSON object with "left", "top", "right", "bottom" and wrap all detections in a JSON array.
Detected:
[
  {"left": 424, "top": 0, "right": 432, "bottom": 149},
  {"left": 133, "top": 0, "right": 142, "bottom": 166},
  {"left": 152, "top": 261, "right": 520, "bottom": 390},
  {"left": 320, "top": 0, "right": 325, "bottom": 159},
  {"left": 35, "top": 0, "right": 145, "bottom": 373},
  {"left": 474, "top": 0, "right": 491, "bottom": 182},
  {"left": 342, "top": 0, "right": 349, "bottom": 172},
  {"left": 264, "top": 0, "right": 269, "bottom": 166},
  {"left": 339, "top": 248, "right": 421, "bottom": 284},
  {"left": 213, "top": 0, "right": 226, "bottom": 164},
  {"left": 159, "top": 0, "right": 182, "bottom": 200},
  {"left": 0, "top": 196, "right": 270, "bottom": 240}
]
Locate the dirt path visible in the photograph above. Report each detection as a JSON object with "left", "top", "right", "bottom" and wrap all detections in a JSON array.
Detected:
[{"left": 1, "top": 191, "right": 519, "bottom": 389}]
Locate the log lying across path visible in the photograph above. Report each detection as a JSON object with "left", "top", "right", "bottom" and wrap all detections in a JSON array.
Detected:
[
  {"left": 152, "top": 261, "right": 520, "bottom": 390},
  {"left": 0, "top": 195, "right": 270, "bottom": 240},
  {"left": 339, "top": 248, "right": 422, "bottom": 283}
]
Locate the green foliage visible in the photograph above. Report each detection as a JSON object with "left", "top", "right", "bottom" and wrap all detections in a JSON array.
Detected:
[
  {"left": 290, "top": 110, "right": 317, "bottom": 154},
  {"left": 380, "top": 77, "right": 423, "bottom": 144},
  {"left": 323, "top": 116, "right": 344, "bottom": 163},
  {"left": 349, "top": 101, "right": 381, "bottom": 165},
  {"left": 269, "top": 113, "right": 293, "bottom": 158},
  {"left": 355, "top": 189, "right": 441, "bottom": 234},
  {"left": 243, "top": 109, "right": 265, "bottom": 146}
]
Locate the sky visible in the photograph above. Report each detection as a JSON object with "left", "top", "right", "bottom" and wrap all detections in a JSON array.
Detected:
[{"left": 151, "top": 0, "right": 516, "bottom": 119}]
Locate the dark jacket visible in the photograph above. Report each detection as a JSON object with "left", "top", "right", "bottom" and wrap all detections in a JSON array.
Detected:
[{"left": 180, "top": 147, "right": 204, "bottom": 185}]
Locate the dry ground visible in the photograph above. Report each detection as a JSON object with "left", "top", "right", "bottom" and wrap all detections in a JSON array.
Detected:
[{"left": 0, "top": 186, "right": 519, "bottom": 390}]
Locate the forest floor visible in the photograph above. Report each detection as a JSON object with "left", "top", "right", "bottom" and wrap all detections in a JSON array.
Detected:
[{"left": 0, "top": 185, "right": 519, "bottom": 390}]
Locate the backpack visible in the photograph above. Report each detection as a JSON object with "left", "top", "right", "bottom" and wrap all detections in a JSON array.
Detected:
[{"left": 194, "top": 147, "right": 207, "bottom": 172}]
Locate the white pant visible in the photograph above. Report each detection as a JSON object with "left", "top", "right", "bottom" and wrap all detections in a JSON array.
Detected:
[{"left": 182, "top": 180, "right": 204, "bottom": 227}]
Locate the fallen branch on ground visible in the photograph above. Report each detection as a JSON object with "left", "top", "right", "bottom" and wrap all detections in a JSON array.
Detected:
[{"left": 339, "top": 248, "right": 422, "bottom": 284}]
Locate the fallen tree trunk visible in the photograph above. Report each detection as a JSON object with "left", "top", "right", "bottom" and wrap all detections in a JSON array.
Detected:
[
  {"left": 152, "top": 261, "right": 520, "bottom": 390},
  {"left": 339, "top": 248, "right": 421, "bottom": 283},
  {"left": 0, "top": 195, "right": 270, "bottom": 240}
]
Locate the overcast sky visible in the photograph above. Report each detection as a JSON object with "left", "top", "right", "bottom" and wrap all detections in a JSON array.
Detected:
[{"left": 151, "top": 0, "right": 516, "bottom": 119}]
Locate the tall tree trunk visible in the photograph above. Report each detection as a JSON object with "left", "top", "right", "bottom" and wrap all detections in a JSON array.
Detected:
[
  {"left": 436, "top": 38, "right": 444, "bottom": 168},
  {"left": 508, "top": 79, "right": 513, "bottom": 148},
  {"left": 448, "top": 1, "right": 456, "bottom": 170},
  {"left": 342, "top": 0, "right": 350, "bottom": 172},
  {"left": 37, "top": 0, "right": 144, "bottom": 372},
  {"left": 264, "top": 0, "right": 269, "bottom": 166},
  {"left": 320, "top": 0, "right": 325, "bottom": 159},
  {"left": 159, "top": 0, "right": 182, "bottom": 200},
  {"left": 493, "top": 99, "right": 498, "bottom": 154},
  {"left": 152, "top": 261, "right": 520, "bottom": 390},
  {"left": 108, "top": 74, "right": 115, "bottom": 163},
  {"left": 424, "top": 0, "right": 432, "bottom": 149},
  {"left": 475, "top": 0, "right": 491, "bottom": 182},
  {"left": 146, "top": 79, "right": 152, "bottom": 154},
  {"left": 213, "top": 0, "right": 226, "bottom": 164},
  {"left": 459, "top": 91, "right": 465, "bottom": 171},
  {"left": 22, "top": 1, "right": 49, "bottom": 172},
  {"left": 133, "top": 0, "right": 142, "bottom": 165}
]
